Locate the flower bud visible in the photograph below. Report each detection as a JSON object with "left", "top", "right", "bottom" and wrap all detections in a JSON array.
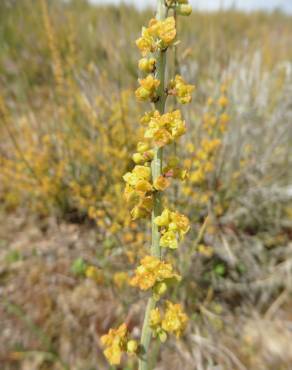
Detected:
[
  {"left": 132, "top": 152, "right": 145, "bottom": 164},
  {"left": 137, "top": 141, "right": 149, "bottom": 153},
  {"left": 158, "top": 330, "right": 168, "bottom": 343},
  {"left": 144, "top": 150, "right": 154, "bottom": 161},
  {"left": 176, "top": 4, "right": 192, "bottom": 16},
  {"left": 127, "top": 340, "right": 138, "bottom": 354},
  {"left": 154, "top": 282, "right": 168, "bottom": 297}
]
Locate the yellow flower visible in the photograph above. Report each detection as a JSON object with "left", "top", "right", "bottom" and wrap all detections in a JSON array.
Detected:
[
  {"left": 100, "top": 323, "right": 128, "bottom": 365},
  {"left": 138, "top": 57, "right": 156, "bottom": 73},
  {"left": 144, "top": 110, "right": 186, "bottom": 146},
  {"left": 170, "top": 118, "right": 186, "bottom": 138},
  {"left": 130, "top": 255, "right": 181, "bottom": 291},
  {"left": 155, "top": 208, "right": 190, "bottom": 244},
  {"left": 163, "top": 157, "right": 189, "bottom": 181},
  {"left": 130, "top": 195, "right": 153, "bottom": 220},
  {"left": 219, "top": 112, "right": 230, "bottom": 125},
  {"left": 136, "top": 27, "right": 156, "bottom": 56},
  {"left": 152, "top": 128, "right": 173, "bottom": 147},
  {"left": 190, "top": 169, "right": 205, "bottom": 184},
  {"left": 123, "top": 165, "right": 151, "bottom": 189},
  {"left": 140, "top": 111, "right": 156, "bottom": 126},
  {"left": 161, "top": 301, "right": 188, "bottom": 338},
  {"left": 137, "top": 141, "right": 150, "bottom": 153},
  {"left": 169, "top": 75, "right": 195, "bottom": 104},
  {"left": 135, "top": 179, "right": 153, "bottom": 193},
  {"left": 198, "top": 244, "right": 214, "bottom": 258},
  {"left": 201, "top": 138, "right": 221, "bottom": 154},
  {"left": 154, "top": 208, "right": 171, "bottom": 227},
  {"left": 136, "top": 17, "right": 176, "bottom": 57},
  {"left": 150, "top": 307, "right": 162, "bottom": 327},
  {"left": 133, "top": 165, "right": 151, "bottom": 180},
  {"left": 150, "top": 301, "right": 188, "bottom": 341},
  {"left": 132, "top": 152, "right": 145, "bottom": 164},
  {"left": 153, "top": 175, "right": 170, "bottom": 191},
  {"left": 218, "top": 95, "right": 229, "bottom": 108},
  {"left": 127, "top": 340, "right": 138, "bottom": 354},
  {"left": 154, "top": 16, "right": 176, "bottom": 47},
  {"left": 135, "top": 75, "right": 160, "bottom": 102},
  {"left": 123, "top": 165, "right": 153, "bottom": 220},
  {"left": 160, "top": 230, "right": 178, "bottom": 249},
  {"left": 85, "top": 266, "right": 104, "bottom": 284},
  {"left": 169, "top": 211, "right": 190, "bottom": 236}
]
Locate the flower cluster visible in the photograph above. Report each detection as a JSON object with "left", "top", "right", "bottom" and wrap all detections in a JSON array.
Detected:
[
  {"left": 123, "top": 108, "right": 191, "bottom": 219},
  {"left": 143, "top": 110, "right": 186, "bottom": 147},
  {"left": 123, "top": 165, "right": 153, "bottom": 219},
  {"left": 136, "top": 16, "right": 176, "bottom": 56},
  {"left": 130, "top": 255, "right": 181, "bottom": 299},
  {"left": 101, "top": 324, "right": 138, "bottom": 365},
  {"left": 154, "top": 208, "right": 190, "bottom": 249},
  {"left": 163, "top": 156, "right": 189, "bottom": 181},
  {"left": 135, "top": 75, "right": 160, "bottom": 102},
  {"left": 168, "top": 75, "right": 195, "bottom": 104},
  {"left": 150, "top": 301, "right": 188, "bottom": 341},
  {"left": 132, "top": 142, "right": 155, "bottom": 165}
]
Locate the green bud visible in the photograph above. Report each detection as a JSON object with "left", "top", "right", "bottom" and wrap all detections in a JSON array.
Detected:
[
  {"left": 136, "top": 87, "right": 150, "bottom": 100},
  {"left": 132, "top": 152, "right": 145, "bottom": 164},
  {"left": 153, "top": 282, "right": 167, "bottom": 299},
  {"left": 176, "top": 4, "right": 192, "bottom": 16},
  {"left": 137, "top": 141, "right": 149, "bottom": 153},
  {"left": 158, "top": 330, "right": 167, "bottom": 343},
  {"left": 127, "top": 340, "right": 138, "bottom": 354}
]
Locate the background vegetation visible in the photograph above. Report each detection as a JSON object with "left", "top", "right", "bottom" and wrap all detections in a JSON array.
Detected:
[{"left": 0, "top": 0, "right": 292, "bottom": 369}]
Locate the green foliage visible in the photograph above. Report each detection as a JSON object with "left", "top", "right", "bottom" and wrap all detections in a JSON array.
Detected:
[
  {"left": 5, "top": 249, "right": 22, "bottom": 263},
  {"left": 70, "top": 257, "right": 87, "bottom": 276}
]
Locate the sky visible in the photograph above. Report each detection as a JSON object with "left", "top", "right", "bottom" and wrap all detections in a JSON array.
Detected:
[{"left": 90, "top": 0, "right": 292, "bottom": 13}]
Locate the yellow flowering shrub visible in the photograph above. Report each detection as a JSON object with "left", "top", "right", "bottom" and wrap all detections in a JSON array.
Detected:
[{"left": 183, "top": 84, "right": 231, "bottom": 219}]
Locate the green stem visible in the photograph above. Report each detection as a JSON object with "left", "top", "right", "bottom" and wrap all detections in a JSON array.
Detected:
[
  {"left": 138, "top": 1, "right": 168, "bottom": 370},
  {"left": 138, "top": 297, "right": 156, "bottom": 366}
]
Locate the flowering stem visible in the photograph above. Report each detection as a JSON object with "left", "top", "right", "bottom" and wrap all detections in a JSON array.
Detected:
[{"left": 139, "top": 1, "right": 167, "bottom": 369}]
